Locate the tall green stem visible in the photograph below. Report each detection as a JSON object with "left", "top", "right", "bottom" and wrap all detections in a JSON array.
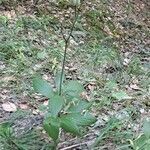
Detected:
[{"left": 59, "top": 6, "right": 79, "bottom": 95}]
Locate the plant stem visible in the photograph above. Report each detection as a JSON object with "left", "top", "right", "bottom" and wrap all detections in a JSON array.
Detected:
[
  {"left": 52, "top": 140, "right": 58, "bottom": 150},
  {"left": 59, "top": 6, "right": 79, "bottom": 95}
]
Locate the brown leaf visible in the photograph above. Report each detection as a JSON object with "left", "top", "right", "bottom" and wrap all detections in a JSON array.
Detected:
[
  {"left": 2, "top": 102, "right": 17, "bottom": 112},
  {"left": 19, "top": 103, "right": 29, "bottom": 110},
  {"left": 43, "top": 100, "right": 49, "bottom": 106},
  {"left": 32, "top": 109, "right": 40, "bottom": 115},
  {"left": 130, "top": 84, "right": 140, "bottom": 90},
  {"left": 80, "top": 92, "right": 90, "bottom": 100}
]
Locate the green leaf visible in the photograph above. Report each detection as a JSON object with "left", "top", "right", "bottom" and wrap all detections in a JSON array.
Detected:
[
  {"left": 60, "top": 116, "right": 80, "bottom": 135},
  {"left": 80, "top": 112, "right": 97, "bottom": 126},
  {"left": 68, "top": 100, "right": 91, "bottom": 113},
  {"left": 0, "top": 122, "right": 12, "bottom": 137},
  {"left": 112, "top": 91, "right": 132, "bottom": 100},
  {"left": 49, "top": 95, "right": 64, "bottom": 117},
  {"left": 64, "top": 80, "right": 84, "bottom": 97},
  {"left": 33, "top": 76, "right": 53, "bottom": 98},
  {"left": 64, "top": 113, "right": 96, "bottom": 126},
  {"left": 43, "top": 117, "right": 60, "bottom": 141},
  {"left": 143, "top": 120, "right": 150, "bottom": 138}
]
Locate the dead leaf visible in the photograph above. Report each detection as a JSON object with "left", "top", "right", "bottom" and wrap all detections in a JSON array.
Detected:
[
  {"left": 3, "top": 10, "right": 16, "bottom": 19},
  {"left": 19, "top": 103, "right": 28, "bottom": 110},
  {"left": 80, "top": 92, "right": 90, "bottom": 100},
  {"left": 123, "top": 58, "right": 130, "bottom": 66},
  {"left": 3, "top": 76, "right": 16, "bottom": 82},
  {"left": 43, "top": 100, "right": 49, "bottom": 106},
  {"left": 104, "top": 25, "right": 113, "bottom": 36},
  {"left": 130, "top": 84, "right": 140, "bottom": 90},
  {"left": 68, "top": 67, "right": 77, "bottom": 72},
  {"left": 32, "top": 109, "right": 40, "bottom": 115},
  {"left": 2, "top": 102, "right": 17, "bottom": 112},
  {"left": 87, "top": 84, "right": 95, "bottom": 91},
  {"left": 86, "top": 82, "right": 96, "bottom": 91}
]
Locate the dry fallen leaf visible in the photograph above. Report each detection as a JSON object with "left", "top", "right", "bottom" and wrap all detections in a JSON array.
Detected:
[
  {"left": 87, "top": 84, "right": 95, "bottom": 91},
  {"left": 80, "top": 92, "right": 90, "bottom": 100},
  {"left": 3, "top": 10, "right": 16, "bottom": 19},
  {"left": 86, "top": 82, "right": 96, "bottom": 91},
  {"left": 43, "top": 100, "right": 49, "bottom": 106},
  {"left": 2, "top": 102, "right": 17, "bottom": 112},
  {"left": 32, "top": 109, "right": 40, "bottom": 115},
  {"left": 2, "top": 76, "right": 16, "bottom": 82},
  {"left": 123, "top": 58, "right": 130, "bottom": 66},
  {"left": 130, "top": 84, "right": 140, "bottom": 90},
  {"left": 19, "top": 103, "right": 29, "bottom": 110}
]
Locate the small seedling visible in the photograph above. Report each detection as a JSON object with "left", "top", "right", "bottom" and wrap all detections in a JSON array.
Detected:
[
  {"left": 33, "top": 75, "right": 96, "bottom": 149},
  {"left": 33, "top": 1, "right": 96, "bottom": 149}
]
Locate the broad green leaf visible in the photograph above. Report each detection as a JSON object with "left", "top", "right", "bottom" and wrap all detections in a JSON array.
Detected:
[
  {"left": 79, "top": 112, "right": 96, "bottom": 126},
  {"left": 43, "top": 117, "right": 60, "bottom": 141},
  {"left": 54, "top": 71, "right": 65, "bottom": 90},
  {"left": 112, "top": 91, "right": 132, "bottom": 100},
  {"left": 64, "top": 113, "right": 96, "bottom": 126},
  {"left": 60, "top": 116, "right": 80, "bottom": 135},
  {"left": 49, "top": 95, "right": 64, "bottom": 117},
  {"left": 143, "top": 120, "right": 150, "bottom": 138},
  {"left": 68, "top": 100, "right": 91, "bottom": 113},
  {"left": 64, "top": 80, "right": 84, "bottom": 97},
  {"left": 33, "top": 77, "right": 53, "bottom": 98}
]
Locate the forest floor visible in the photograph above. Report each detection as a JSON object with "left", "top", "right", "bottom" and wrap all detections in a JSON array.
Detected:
[{"left": 0, "top": 0, "right": 150, "bottom": 149}]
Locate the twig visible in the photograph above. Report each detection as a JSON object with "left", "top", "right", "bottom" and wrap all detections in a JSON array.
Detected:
[
  {"left": 59, "top": 141, "right": 90, "bottom": 150},
  {"left": 59, "top": 6, "right": 79, "bottom": 95}
]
